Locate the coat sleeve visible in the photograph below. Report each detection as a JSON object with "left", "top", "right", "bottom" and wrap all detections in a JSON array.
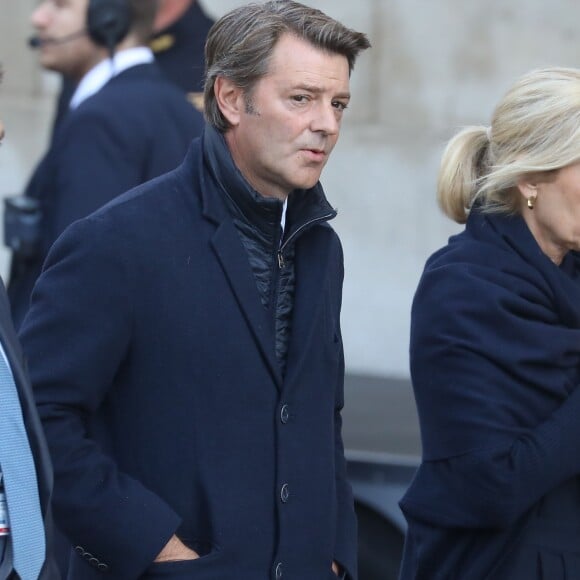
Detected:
[
  {"left": 331, "top": 243, "right": 358, "bottom": 579},
  {"left": 19, "top": 216, "right": 181, "bottom": 579},
  {"left": 402, "top": 384, "right": 580, "bottom": 528}
]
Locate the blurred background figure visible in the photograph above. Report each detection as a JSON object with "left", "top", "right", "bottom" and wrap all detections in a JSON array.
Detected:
[
  {"left": 6, "top": 0, "right": 204, "bottom": 330},
  {"left": 52, "top": 0, "right": 213, "bottom": 130}
]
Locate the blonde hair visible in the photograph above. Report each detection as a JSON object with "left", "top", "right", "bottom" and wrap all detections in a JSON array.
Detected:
[{"left": 438, "top": 67, "right": 580, "bottom": 223}]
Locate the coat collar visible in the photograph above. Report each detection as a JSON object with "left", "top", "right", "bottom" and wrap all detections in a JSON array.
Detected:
[
  {"left": 202, "top": 124, "right": 284, "bottom": 243},
  {"left": 176, "top": 130, "right": 339, "bottom": 389},
  {"left": 201, "top": 124, "right": 337, "bottom": 249}
]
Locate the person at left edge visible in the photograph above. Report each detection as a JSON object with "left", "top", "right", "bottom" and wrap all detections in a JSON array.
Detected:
[
  {"left": 6, "top": 0, "right": 204, "bottom": 330},
  {"left": 0, "top": 109, "right": 59, "bottom": 579}
]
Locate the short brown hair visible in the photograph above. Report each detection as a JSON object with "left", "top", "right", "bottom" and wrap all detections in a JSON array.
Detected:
[{"left": 204, "top": 0, "right": 370, "bottom": 132}]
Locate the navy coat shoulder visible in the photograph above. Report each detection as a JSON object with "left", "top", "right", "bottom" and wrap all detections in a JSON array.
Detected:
[
  {"left": 399, "top": 210, "right": 580, "bottom": 580},
  {"left": 8, "top": 62, "right": 204, "bottom": 329},
  {"left": 0, "top": 279, "right": 60, "bottom": 579},
  {"left": 19, "top": 137, "right": 357, "bottom": 580}
]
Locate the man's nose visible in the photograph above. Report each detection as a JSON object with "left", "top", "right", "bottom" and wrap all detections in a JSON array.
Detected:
[
  {"left": 311, "top": 102, "right": 341, "bottom": 136},
  {"left": 31, "top": 1, "right": 51, "bottom": 29}
]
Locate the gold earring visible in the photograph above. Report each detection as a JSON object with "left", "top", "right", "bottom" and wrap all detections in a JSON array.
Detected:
[{"left": 527, "top": 195, "right": 536, "bottom": 210}]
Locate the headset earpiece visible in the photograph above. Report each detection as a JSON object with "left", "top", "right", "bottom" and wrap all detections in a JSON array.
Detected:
[{"left": 87, "top": 0, "right": 132, "bottom": 52}]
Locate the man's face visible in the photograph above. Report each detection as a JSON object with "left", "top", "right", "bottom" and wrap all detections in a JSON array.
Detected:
[
  {"left": 223, "top": 33, "right": 351, "bottom": 200},
  {"left": 31, "top": 0, "right": 101, "bottom": 80}
]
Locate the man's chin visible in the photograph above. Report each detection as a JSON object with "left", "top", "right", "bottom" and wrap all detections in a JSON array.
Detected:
[
  {"left": 38, "top": 57, "right": 59, "bottom": 73},
  {"left": 295, "top": 173, "right": 324, "bottom": 191}
]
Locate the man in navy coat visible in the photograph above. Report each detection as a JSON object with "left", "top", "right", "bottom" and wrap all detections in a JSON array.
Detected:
[
  {"left": 7, "top": 0, "right": 204, "bottom": 329},
  {"left": 0, "top": 116, "right": 59, "bottom": 579},
  {"left": 20, "top": 2, "right": 370, "bottom": 578}
]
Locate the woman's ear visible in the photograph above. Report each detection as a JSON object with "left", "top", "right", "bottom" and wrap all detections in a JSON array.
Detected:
[
  {"left": 213, "top": 76, "right": 245, "bottom": 127},
  {"left": 516, "top": 176, "right": 539, "bottom": 206}
]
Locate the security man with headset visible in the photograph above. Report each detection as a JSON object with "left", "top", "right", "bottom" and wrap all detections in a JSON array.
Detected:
[
  {"left": 6, "top": 0, "right": 204, "bottom": 330},
  {"left": 51, "top": 0, "right": 213, "bottom": 131}
]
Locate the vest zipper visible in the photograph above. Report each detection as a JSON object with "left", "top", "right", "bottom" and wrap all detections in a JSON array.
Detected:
[{"left": 279, "top": 212, "right": 335, "bottom": 259}]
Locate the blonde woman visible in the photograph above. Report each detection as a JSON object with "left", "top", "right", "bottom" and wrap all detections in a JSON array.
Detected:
[{"left": 400, "top": 68, "right": 580, "bottom": 579}]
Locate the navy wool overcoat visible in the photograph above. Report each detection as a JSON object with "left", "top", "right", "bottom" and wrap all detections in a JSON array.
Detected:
[{"left": 19, "top": 138, "right": 357, "bottom": 580}]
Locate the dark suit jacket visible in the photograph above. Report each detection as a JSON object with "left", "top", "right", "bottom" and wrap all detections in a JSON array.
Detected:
[
  {"left": 0, "top": 279, "right": 59, "bottom": 579},
  {"left": 400, "top": 211, "right": 580, "bottom": 580},
  {"left": 8, "top": 62, "right": 204, "bottom": 330},
  {"left": 151, "top": 1, "right": 214, "bottom": 97},
  {"left": 19, "top": 137, "right": 357, "bottom": 580}
]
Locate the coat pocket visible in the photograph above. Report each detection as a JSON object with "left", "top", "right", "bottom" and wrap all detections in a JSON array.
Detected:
[{"left": 142, "top": 550, "right": 222, "bottom": 579}]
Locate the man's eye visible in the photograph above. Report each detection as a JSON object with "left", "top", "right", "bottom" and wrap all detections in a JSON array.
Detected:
[
  {"left": 333, "top": 101, "right": 348, "bottom": 112},
  {"left": 292, "top": 95, "right": 309, "bottom": 103}
]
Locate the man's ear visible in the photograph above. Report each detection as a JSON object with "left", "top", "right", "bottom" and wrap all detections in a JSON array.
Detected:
[{"left": 214, "top": 76, "right": 244, "bottom": 127}]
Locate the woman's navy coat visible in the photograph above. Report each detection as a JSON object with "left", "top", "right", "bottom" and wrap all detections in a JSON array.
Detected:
[
  {"left": 400, "top": 210, "right": 580, "bottom": 579},
  {"left": 19, "top": 138, "right": 357, "bottom": 580}
]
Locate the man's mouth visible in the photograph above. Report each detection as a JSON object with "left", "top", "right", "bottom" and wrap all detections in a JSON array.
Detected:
[{"left": 302, "top": 148, "right": 327, "bottom": 162}]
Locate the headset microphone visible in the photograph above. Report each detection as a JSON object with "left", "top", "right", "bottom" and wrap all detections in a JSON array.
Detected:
[{"left": 28, "top": 30, "right": 87, "bottom": 49}]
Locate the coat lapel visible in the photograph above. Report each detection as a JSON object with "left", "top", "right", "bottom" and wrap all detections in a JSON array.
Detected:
[{"left": 211, "top": 221, "right": 283, "bottom": 389}]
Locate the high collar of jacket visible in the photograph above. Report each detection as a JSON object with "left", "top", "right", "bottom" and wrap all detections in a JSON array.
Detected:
[{"left": 201, "top": 125, "right": 337, "bottom": 245}]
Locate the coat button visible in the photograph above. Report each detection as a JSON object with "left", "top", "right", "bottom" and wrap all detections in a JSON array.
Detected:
[
  {"left": 89, "top": 557, "right": 99, "bottom": 567},
  {"left": 275, "top": 562, "right": 283, "bottom": 578},
  {"left": 74, "top": 546, "right": 84, "bottom": 555},
  {"left": 98, "top": 562, "right": 109, "bottom": 572},
  {"left": 280, "top": 404, "right": 290, "bottom": 424},
  {"left": 280, "top": 483, "right": 290, "bottom": 503}
]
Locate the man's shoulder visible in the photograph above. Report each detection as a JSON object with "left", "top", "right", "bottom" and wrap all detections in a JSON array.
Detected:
[
  {"left": 77, "top": 64, "right": 200, "bottom": 120},
  {"left": 104, "top": 63, "right": 192, "bottom": 105},
  {"left": 82, "top": 143, "right": 203, "bottom": 231},
  {"left": 56, "top": 72, "right": 202, "bottom": 149}
]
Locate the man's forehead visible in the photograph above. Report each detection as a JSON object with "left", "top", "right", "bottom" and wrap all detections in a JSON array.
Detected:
[{"left": 267, "top": 35, "right": 350, "bottom": 80}]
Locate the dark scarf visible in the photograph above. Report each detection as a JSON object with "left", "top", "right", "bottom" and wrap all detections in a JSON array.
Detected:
[{"left": 411, "top": 209, "right": 580, "bottom": 461}]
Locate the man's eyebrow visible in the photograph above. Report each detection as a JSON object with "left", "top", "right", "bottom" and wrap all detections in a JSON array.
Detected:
[{"left": 290, "top": 84, "right": 351, "bottom": 99}]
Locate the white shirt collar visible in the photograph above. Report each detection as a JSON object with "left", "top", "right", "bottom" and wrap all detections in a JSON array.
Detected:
[
  {"left": 69, "top": 46, "right": 154, "bottom": 110},
  {"left": 281, "top": 199, "right": 288, "bottom": 234}
]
